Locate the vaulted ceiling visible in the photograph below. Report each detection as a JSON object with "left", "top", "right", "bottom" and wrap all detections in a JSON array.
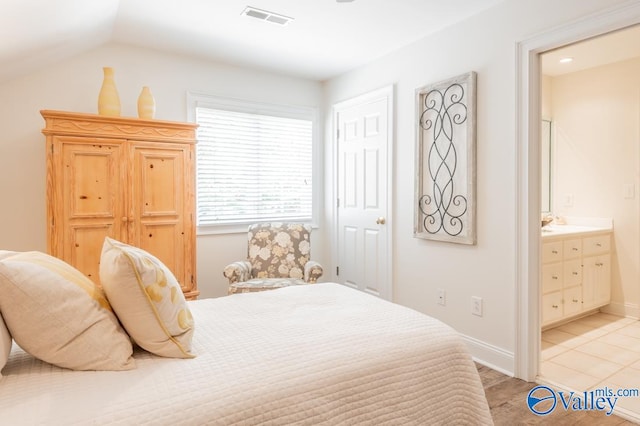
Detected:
[
  {"left": 3, "top": 1, "right": 638, "bottom": 85},
  {"left": 1, "top": 0, "right": 506, "bottom": 83}
]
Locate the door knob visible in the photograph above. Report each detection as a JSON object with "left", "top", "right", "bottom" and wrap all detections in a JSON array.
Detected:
[{"left": 376, "top": 217, "right": 386, "bottom": 225}]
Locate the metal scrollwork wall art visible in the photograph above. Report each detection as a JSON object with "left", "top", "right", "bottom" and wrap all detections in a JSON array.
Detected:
[{"left": 414, "top": 71, "right": 476, "bottom": 245}]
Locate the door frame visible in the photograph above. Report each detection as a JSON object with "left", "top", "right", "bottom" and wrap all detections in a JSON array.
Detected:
[
  {"left": 515, "top": 1, "right": 640, "bottom": 381},
  {"left": 331, "top": 85, "right": 395, "bottom": 300}
]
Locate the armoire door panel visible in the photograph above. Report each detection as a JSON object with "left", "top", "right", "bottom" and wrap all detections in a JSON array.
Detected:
[
  {"left": 137, "top": 221, "right": 185, "bottom": 287},
  {"left": 55, "top": 138, "right": 125, "bottom": 281},
  {"left": 61, "top": 139, "right": 124, "bottom": 219},
  {"left": 130, "top": 142, "right": 192, "bottom": 292},
  {"left": 68, "top": 223, "right": 115, "bottom": 284},
  {"left": 132, "top": 146, "right": 185, "bottom": 218}
]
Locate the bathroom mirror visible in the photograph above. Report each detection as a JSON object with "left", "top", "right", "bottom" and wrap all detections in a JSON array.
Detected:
[{"left": 541, "top": 119, "right": 552, "bottom": 214}]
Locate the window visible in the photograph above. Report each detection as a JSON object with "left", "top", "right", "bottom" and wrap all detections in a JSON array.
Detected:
[{"left": 188, "top": 94, "right": 317, "bottom": 233}]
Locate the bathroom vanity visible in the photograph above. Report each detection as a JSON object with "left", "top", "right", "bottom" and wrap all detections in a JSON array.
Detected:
[{"left": 541, "top": 222, "right": 612, "bottom": 327}]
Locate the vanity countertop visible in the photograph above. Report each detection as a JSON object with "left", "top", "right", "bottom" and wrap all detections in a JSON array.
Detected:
[{"left": 541, "top": 224, "right": 612, "bottom": 238}]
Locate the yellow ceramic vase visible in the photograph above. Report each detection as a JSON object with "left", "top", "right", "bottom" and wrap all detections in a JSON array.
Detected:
[
  {"left": 137, "top": 86, "right": 156, "bottom": 119},
  {"left": 98, "top": 67, "right": 121, "bottom": 116}
]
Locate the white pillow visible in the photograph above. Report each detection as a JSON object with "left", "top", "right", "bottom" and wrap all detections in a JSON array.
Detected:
[
  {"left": 0, "top": 312, "right": 10, "bottom": 378},
  {"left": 0, "top": 251, "right": 135, "bottom": 371},
  {"left": 100, "top": 238, "right": 195, "bottom": 358}
]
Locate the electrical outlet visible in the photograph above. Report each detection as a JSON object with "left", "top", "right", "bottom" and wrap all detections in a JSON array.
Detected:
[
  {"left": 437, "top": 288, "right": 446, "bottom": 306},
  {"left": 471, "top": 296, "right": 483, "bottom": 316}
]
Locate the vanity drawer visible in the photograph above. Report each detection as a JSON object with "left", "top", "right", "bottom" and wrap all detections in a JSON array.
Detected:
[
  {"left": 542, "top": 292, "right": 563, "bottom": 325},
  {"left": 563, "top": 259, "right": 582, "bottom": 286},
  {"left": 542, "top": 263, "right": 563, "bottom": 293},
  {"left": 542, "top": 241, "right": 563, "bottom": 263},
  {"left": 583, "top": 234, "right": 610, "bottom": 256},
  {"left": 563, "top": 286, "right": 582, "bottom": 317},
  {"left": 563, "top": 238, "right": 582, "bottom": 260}
]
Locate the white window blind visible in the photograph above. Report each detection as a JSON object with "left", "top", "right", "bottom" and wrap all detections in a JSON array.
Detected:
[{"left": 195, "top": 105, "right": 313, "bottom": 227}]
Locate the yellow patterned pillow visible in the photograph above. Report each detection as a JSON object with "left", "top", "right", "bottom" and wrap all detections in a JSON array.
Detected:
[
  {"left": 99, "top": 238, "right": 195, "bottom": 358},
  {"left": 0, "top": 251, "right": 135, "bottom": 371}
]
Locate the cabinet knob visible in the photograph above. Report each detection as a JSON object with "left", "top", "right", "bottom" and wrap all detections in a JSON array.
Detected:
[
  {"left": 596, "top": 243, "right": 602, "bottom": 247},
  {"left": 552, "top": 250, "right": 558, "bottom": 254},
  {"left": 572, "top": 299, "right": 579, "bottom": 303},
  {"left": 552, "top": 304, "right": 559, "bottom": 309},
  {"left": 596, "top": 262, "right": 603, "bottom": 267},
  {"left": 572, "top": 271, "right": 578, "bottom": 275},
  {"left": 552, "top": 275, "right": 558, "bottom": 280}
]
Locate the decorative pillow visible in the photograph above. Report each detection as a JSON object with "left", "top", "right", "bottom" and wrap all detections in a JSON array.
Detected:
[
  {"left": 1, "top": 251, "right": 18, "bottom": 378},
  {"left": 0, "top": 312, "right": 10, "bottom": 378},
  {"left": 99, "top": 237, "right": 195, "bottom": 358},
  {"left": 0, "top": 251, "right": 135, "bottom": 371},
  {"left": 0, "top": 250, "right": 17, "bottom": 261}
]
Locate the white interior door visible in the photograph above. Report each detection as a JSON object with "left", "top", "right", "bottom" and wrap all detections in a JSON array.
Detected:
[{"left": 334, "top": 86, "right": 393, "bottom": 300}]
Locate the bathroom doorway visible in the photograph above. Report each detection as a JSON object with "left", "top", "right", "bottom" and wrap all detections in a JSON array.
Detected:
[
  {"left": 537, "top": 24, "right": 640, "bottom": 418},
  {"left": 514, "top": 1, "right": 640, "bottom": 384}
]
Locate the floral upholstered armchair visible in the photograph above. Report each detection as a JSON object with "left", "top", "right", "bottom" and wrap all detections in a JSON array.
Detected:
[{"left": 224, "top": 223, "right": 323, "bottom": 294}]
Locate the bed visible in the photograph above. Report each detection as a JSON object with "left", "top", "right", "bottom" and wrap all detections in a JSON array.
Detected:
[{"left": 0, "top": 281, "right": 492, "bottom": 425}]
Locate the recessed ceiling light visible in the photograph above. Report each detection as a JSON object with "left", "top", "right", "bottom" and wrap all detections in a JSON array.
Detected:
[
  {"left": 241, "top": 6, "right": 293, "bottom": 26},
  {"left": 337, "top": 0, "right": 355, "bottom": 2},
  {"left": 559, "top": 57, "right": 574, "bottom": 64}
]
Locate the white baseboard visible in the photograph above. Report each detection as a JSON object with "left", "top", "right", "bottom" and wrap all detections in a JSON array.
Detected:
[
  {"left": 461, "top": 303, "right": 640, "bottom": 379},
  {"left": 601, "top": 301, "right": 640, "bottom": 320},
  {"left": 460, "top": 333, "right": 514, "bottom": 376}
]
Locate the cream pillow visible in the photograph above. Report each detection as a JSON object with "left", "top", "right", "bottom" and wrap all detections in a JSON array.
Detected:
[
  {"left": 0, "top": 250, "right": 17, "bottom": 261},
  {"left": 1, "top": 251, "right": 17, "bottom": 378},
  {"left": 0, "top": 251, "right": 135, "bottom": 371},
  {"left": 100, "top": 238, "right": 195, "bottom": 358},
  {"left": 0, "top": 312, "right": 10, "bottom": 378}
]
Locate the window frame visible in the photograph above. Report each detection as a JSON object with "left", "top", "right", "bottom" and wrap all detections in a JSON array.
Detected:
[{"left": 187, "top": 92, "right": 321, "bottom": 235}]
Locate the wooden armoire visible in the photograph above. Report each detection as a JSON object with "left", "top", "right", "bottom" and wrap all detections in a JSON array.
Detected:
[{"left": 41, "top": 110, "right": 199, "bottom": 299}]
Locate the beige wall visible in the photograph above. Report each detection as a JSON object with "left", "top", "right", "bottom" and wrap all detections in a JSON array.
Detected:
[
  {"left": 549, "top": 57, "right": 640, "bottom": 316},
  {"left": 0, "top": 43, "right": 324, "bottom": 299}
]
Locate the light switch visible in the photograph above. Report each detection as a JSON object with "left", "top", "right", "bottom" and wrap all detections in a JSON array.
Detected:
[
  {"left": 624, "top": 183, "right": 635, "bottom": 199},
  {"left": 563, "top": 194, "right": 574, "bottom": 207}
]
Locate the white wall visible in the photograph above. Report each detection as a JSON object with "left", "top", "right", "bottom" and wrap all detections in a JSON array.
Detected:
[
  {"left": 0, "top": 43, "right": 324, "bottom": 299},
  {"left": 322, "top": 0, "right": 631, "bottom": 372},
  {"left": 0, "top": 0, "right": 634, "bottom": 374},
  {"left": 550, "top": 57, "right": 640, "bottom": 316}
]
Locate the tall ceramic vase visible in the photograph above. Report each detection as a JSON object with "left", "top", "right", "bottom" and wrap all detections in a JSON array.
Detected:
[
  {"left": 137, "top": 86, "right": 156, "bottom": 119},
  {"left": 98, "top": 67, "right": 121, "bottom": 116}
]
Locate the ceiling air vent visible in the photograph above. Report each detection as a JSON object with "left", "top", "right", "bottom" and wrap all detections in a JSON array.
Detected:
[{"left": 242, "top": 6, "right": 293, "bottom": 26}]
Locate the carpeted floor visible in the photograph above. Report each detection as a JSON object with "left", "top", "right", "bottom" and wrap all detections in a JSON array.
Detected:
[{"left": 477, "top": 363, "right": 638, "bottom": 425}]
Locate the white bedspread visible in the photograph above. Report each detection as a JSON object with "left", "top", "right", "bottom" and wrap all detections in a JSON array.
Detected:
[{"left": 0, "top": 283, "right": 493, "bottom": 425}]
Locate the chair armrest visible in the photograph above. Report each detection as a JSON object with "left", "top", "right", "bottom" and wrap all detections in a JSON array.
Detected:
[
  {"left": 304, "top": 261, "right": 323, "bottom": 283},
  {"left": 223, "top": 260, "right": 252, "bottom": 284}
]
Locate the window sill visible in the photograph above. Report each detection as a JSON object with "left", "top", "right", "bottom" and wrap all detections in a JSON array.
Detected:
[{"left": 197, "top": 221, "right": 318, "bottom": 236}]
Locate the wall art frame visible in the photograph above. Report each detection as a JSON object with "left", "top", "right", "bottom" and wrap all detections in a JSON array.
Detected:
[{"left": 414, "top": 71, "right": 477, "bottom": 245}]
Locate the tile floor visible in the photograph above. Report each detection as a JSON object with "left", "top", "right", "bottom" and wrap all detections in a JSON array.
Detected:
[{"left": 540, "top": 312, "right": 640, "bottom": 419}]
